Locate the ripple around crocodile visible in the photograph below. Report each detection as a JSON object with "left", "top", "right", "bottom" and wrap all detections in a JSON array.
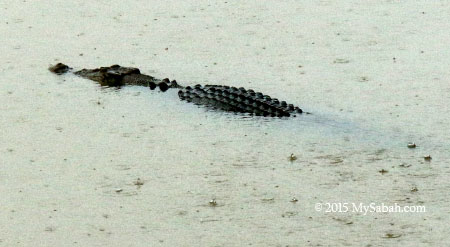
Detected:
[{"left": 49, "top": 63, "right": 304, "bottom": 117}]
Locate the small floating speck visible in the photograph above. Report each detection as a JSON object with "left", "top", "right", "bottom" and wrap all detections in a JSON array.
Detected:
[
  {"left": 333, "top": 58, "right": 350, "bottom": 64},
  {"left": 407, "top": 143, "right": 416, "bottom": 148},
  {"left": 134, "top": 178, "right": 144, "bottom": 187},
  {"left": 379, "top": 169, "right": 388, "bottom": 174},
  {"left": 261, "top": 198, "right": 275, "bottom": 203},
  {"left": 289, "top": 153, "right": 297, "bottom": 162},
  {"left": 209, "top": 199, "right": 217, "bottom": 207},
  {"left": 383, "top": 233, "right": 401, "bottom": 239},
  {"left": 290, "top": 197, "right": 298, "bottom": 203},
  {"left": 45, "top": 226, "right": 55, "bottom": 232},
  {"left": 424, "top": 155, "right": 432, "bottom": 161},
  {"left": 115, "top": 188, "right": 123, "bottom": 193}
]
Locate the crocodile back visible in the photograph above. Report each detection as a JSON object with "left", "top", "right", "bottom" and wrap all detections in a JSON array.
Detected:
[{"left": 178, "top": 85, "right": 302, "bottom": 117}]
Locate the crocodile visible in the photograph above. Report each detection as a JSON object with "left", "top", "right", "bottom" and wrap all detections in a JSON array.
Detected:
[{"left": 49, "top": 63, "right": 303, "bottom": 117}]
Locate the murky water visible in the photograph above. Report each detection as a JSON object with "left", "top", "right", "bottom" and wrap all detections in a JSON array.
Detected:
[{"left": 1, "top": 0, "right": 450, "bottom": 246}]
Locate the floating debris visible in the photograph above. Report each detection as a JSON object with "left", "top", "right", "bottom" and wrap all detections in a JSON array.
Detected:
[
  {"left": 378, "top": 169, "right": 388, "bottom": 174},
  {"left": 332, "top": 217, "right": 353, "bottom": 225},
  {"left": 333, "top": 58, "right": 350, "bottom": 64},
  {"left": 134, "top": 178, "right": 144, "bottom": 187},
  {"left": 407, "top": 143, "right": 416, "bottom": 148},
  {"left": 424, "top": 155, "right": 432, "bottom": 161},
  {"left": 44, "top": 226, "right": 55, "bottom": 232},
  {"left": 281, "top": 211, "right": 298, "bottom": 218},
  {"left": 209, "top": 199, "right": 217, "bottom": 207},
  {"left": 411, "top": 187, "right": 419, "bottom": 192},
  {"left": 399, "top": 163, "right": 411, "bottom": 168},
  {"left": 261, "top": 198, "right": 275, "bottom": 203},
  {"left": 289, "top": 153, "right": 297, "bottom": 162},
  {"left": 358, "top": 76, "right": 369, "bottom": 82},
  {"left": 383, "top": 233, "right": 402, "bottom": 239}
]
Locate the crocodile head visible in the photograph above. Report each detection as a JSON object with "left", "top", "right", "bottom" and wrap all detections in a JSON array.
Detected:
[{"left": 74, "top": 65, "right": 141, "bottom": 87}]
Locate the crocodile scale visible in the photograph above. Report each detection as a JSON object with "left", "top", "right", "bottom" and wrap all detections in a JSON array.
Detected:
[{"left": 178, "top": 84, "right": 302, "bottom": 117}]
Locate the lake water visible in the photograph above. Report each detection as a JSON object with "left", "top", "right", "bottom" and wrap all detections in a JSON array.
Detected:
[{"left": 1, "top": 0, "right": 450, "bottom": 246}]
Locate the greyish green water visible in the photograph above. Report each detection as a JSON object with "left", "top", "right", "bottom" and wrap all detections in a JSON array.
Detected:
[{"left": 1, "top": 0, "right": 450, "bottom": 246}]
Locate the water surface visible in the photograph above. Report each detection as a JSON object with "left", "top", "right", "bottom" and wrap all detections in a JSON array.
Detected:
[{"left": 1, "top": 0, "right": 450, "bottom": 246}]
